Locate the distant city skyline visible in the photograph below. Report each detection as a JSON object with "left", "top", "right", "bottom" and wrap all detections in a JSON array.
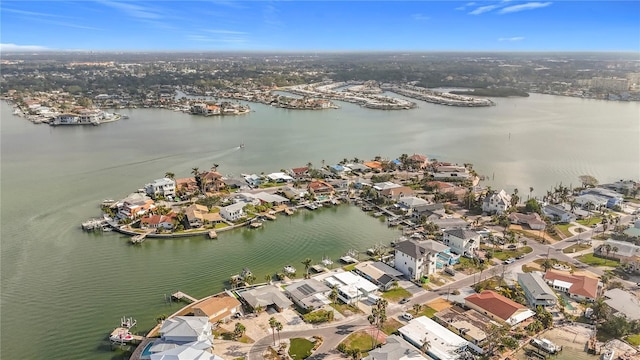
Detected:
[{"left": 1, "top": 1, "right": 639, "bottom": 52}]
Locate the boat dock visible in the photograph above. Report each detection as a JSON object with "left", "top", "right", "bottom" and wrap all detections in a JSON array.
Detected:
[
  {"left": 250, "top": 221, "right": 263, "bottom": 228},
  {"left": 263, "top": 213, "right": 276, "bottom": 221},
  {"left": 82, "top": 218, "right": 107, "bottom": 231},
  {"left": 171, "top": 291, "right": 198, "bottom": 303},
  {"left": 208, "top": 230, "right": 218, "bottom": 239},
  {"left": 130, "top": 230, "right": 154, "bottom": 244},
  {"left": 110, "top": 327, "right": 144, "bottom": 342},
  {"left": 284, "top": 208, "right": 294, "bottom": 215}
]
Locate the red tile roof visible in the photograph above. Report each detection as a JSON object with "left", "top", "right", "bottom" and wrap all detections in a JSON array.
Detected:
[
  {"left": 464, "top": 290, "right": 527, "bottom": 322},
  {"left": 291, "top": 167, "right": 309, "bottom": 174},
  {"left": 544, "top": 270, "right": 599, "bottom": 299}
]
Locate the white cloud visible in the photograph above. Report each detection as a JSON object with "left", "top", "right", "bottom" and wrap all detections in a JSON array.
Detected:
[
  {"left": 0, "top": 43, "right": 50, "bottom": 52},
  {"left": 499, "top": 2, "right": 552, "bottom": 14},
  {"left": 412, "top": 13, "right": 430, "bottom": 21},
  {"left": 469, "top": 4, "right": 500, "bottom": 15},
  {"left": 99, "top": 0, "right": 162, "bottom": 19},
  {"left": 498, "top": 37, "right": 525, "bottom": 41}
]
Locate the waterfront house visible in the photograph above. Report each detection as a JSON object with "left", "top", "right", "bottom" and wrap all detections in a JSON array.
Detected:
[
  {"left": 220, "top": 202, "right": 245, "bottom": 222},
  {"left": 140, "top": 213, "right": 176, "bottom": 231},
  {"left": 353, "top": 261, "right": 404, "bottom": 291},
  {"left": 380, "top": 186, "right": 414, "bottom": 201},
  {"left": 184, "top": 204, "right": 223, "bottom": 228},
  {"left": 580, "top": 188, "right": 624, "bottom": 208},
  {"left": 78, "top": 108, "right": 103, "bottom": 123},
  {"left": 602, "top": 180, "right": 638, "bottom": 195},
  {"left": 398, "top": 316, "right": 470, "bottom": 360},
  {"left": 542, "top": 204, "right": 576, "bottom": 224},
  {"left": 285, "top": 278, "right": 332, "bottom": 311},
  {"left": 443, "top": 228, "right": 480, "bottom": 256},
  {"left": 288, "top": 166, "right": 309, "bottom": 180},
  {"left": 200, "top": 171, "right": 225, "bottom": 193},
  {"left": 329, "top": 164, "right": 348, "bottom": 176},
  {"left": 425, "top": 181, "right": 468, "bottom": 199},
  {"left": 432, "top": 218, "right": 470, "bottom": 230},
  {"left": 432, "top": 165, "right": 470, "bottom": 180},
  {"left": 324, "top": 271, "right": 379, "bottom": 305},
  {"left": 191, "top": 295, "right": 242, "bottom": 323},
  {"left": 118, "top": 195, "right": 155, "bottom": 219},
  {"left": 238, "top": 285, "right": 292, "bottom": 312},
  {"left": 394, "top": 239, "right": 438, "bottom": 280},
  {"left": 345, "top": 163, "right": 371, "bottom": 173},
  {"left": 266, "top": 172, "right": 294, "bottom": 183},
  {"left": 175, "top": 177, "right": 198, "bottom": 196},
  {"left": 243, "top": 174, "right": 262, "bottom": 187},
  {"left": 411, "top": 203, "right": 446, "bottom": 221},
  {"left": 544, "top": 270, "right": 600, "bottom": 302},
  {"left": 308, "top": 180, "right": 335, "bottom": 196},
  {"left": 508, "top": 212, "right": 546, "bottom": 230},
  {"left": 252, "top": 192, "right": 288, "bottom": 205},
  {"left": 222, "top": 177, "right": 247, "bottom": 190},
  {"left": 281, "top": 186, "right": 307, "bottom": 200},
  {"left": 364, "top": 335, "right": 428, "bottom": 360},
  {"left": 363, "top": 161, "right": 383, "bottom": 171},
  {"left": 517, "top": 273, "right": 557, "bottom": 308},
  {"left": 145, "top": 178, "right": 176, "bottom": 199},
  {"left": 52, "top": 113, "right": 80, "bottom": 125},
  {"left": 464, "top": 290, "right": 535, "bottom": 326},
  {"left": 398, "top": 196, "right": 429, "bottom": 215},
  {"left": 373, "top": 181, "right": 403, "bottom": 191},
  {"left": 158, "top": 316, "right": 212, "bottom": 343},
  {"left": 149, "top": 339, "right": 223, "bottom": 360},
  {"left": 408, "top": 154, "right": 429, "bottom": 169},
  {"left": 603, "top": 288, "right": 640, "bottom": 321},
  {"left": 574, "top": 194, "right": 608, "bottom": 209},
  {"left": 482, "top": 190, "right": 511, "bottom": 215}
]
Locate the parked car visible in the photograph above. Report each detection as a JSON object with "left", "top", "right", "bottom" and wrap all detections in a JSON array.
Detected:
[
  {"left": 444, "top": 267, "right": 456, "bottom": 276},
  {"left": 507, "top": 244, "right": 517, "bottom": 250},
  {"left": 401, "top": 313, "right": 413, "bottom": 321},
  {"left": 516, "top": 254, "right": 526, "bottom": 260},
  {"left": 399, "top": 298, "right": 410, "bottom": 304},
  {"left": 503, "top": 258, "right": 515, "bottom": 264}
]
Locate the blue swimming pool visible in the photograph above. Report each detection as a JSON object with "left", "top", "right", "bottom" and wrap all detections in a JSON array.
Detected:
[{"left": 140, "top": 341, "right": 154, "bottom": 359}]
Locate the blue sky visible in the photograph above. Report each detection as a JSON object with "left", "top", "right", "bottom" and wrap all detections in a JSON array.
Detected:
[{"left": 1, "top": 1, "right": 639, "bottom": 52}]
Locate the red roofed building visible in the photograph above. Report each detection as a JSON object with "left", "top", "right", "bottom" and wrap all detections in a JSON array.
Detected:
[
  {"left": 464, "top": 290, "right": 535, "bottom": 326},
  {"left": 140, "top": 213, "right": 176, "bottom": 231},
  {"left": 544, "top": 270, "right": 601, "bottom": 301},
  {"left": 409, "top": 154, "right": 429, "bottom": 169},
  {"left": 308, "top": 180, "right": 334, "bottom": 195},
  {"left": 363, "top": 161, "right": 383, "bottom": 170},
  {"left": 289, "top": 166, "right": 309, "bottom": 179}
]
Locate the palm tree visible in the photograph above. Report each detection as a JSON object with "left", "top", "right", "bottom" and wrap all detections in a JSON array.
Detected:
[
  {"left": 412, "top": 303, "right": 423, "bottom": 315},
  {"left": 329, "top": 287, "right": 339, "bottom": 305},
  {"left": 420, "top": 339, "right": 431, "bottom": 355},
  {"left": 306, "top": 161, "right": 313, "bottom": 170},
  {"left": 165, "top": 172, "right": 175, "bottom": 179},
  {"left": 212, "top": 163, "right": 219, "bottom": 172},
  {"left": 611, "top": 246, "right": 619, "bottom": 259},
  {"left": 368, "top": 298, "right": 388, "bottom": 349},
  {"left": 234, "top": 322, "right": 246, "bottom": 340},
  {"left": 191, "top": 167, "right": 199, "bottom": 177},
  {"left": 229, "top": 276, "right": 240, "bottom": 289},
  {"left": 275, "top": 321, "right": 283, "bottom": 345},
  {"left": 529, "top": 186, "right": 534, "bottom": 200},
  {"left": 268, "top": 317, "right": 278, "bottom": 346},
  {"left": 302, "top": 258, "right": 312, "bottom": 278},
  {"left": 264, "top": 274, "right": 272, "bottom": 284},
  {"left": 244, "top": 274, "right": 256, "bottom": 285}
]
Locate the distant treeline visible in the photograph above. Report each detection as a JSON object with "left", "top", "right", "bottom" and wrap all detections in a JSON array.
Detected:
[{"left": 450, "top": 87, "right": 529, "bottom": 97}]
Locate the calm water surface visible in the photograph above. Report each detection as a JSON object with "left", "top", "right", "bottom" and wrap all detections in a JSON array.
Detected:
[{"left": 1, "top": 95, "right": 638, "bottom": 359}]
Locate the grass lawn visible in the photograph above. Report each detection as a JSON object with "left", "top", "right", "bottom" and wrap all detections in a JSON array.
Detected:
[
  {"left": 212, "top": 329, "right": 254, "bottom": 343},
  {"left": 577, "top": 253, "right": 620, "bottom": 267},
  {"left": 577, "top": 217, "right": 603, "bottom": 226},
  {"left": 626, "top": 334, "right": 640, "bottom": 346},
  {"left": 343, "top": 264, "right": 357, "bottom": 271},
  {"left": 491, "top": 246, "right": 533, "bottom": 261},
  {"left": 214, "top": 223, "right": 229, "bottom": 229},
  {"left": 562, "top": 243, "right": 592, "bottom": 254},
  {"left": 522, "top": 265, "right": 537, "bottom": 273},
  {"left": 340, "top": 331, "right": 375, "bottom": 353},
  {"left": 555, "top": 223, "right": 573, "bottom": 238},
  {"left": 382, "top": 287, "right": 412, "bottom": 302},
  {"left": 289, "top": 338, "right": 315, "bottom": 359},
  {"left": 381, "top": 318, "right": 403, "bottom": 335},
  {"left": 533, "top": 258, "right": 575, "bottom": 270},
  {"left": 410, "top": 305, "right": 438, "bottom": 319}
]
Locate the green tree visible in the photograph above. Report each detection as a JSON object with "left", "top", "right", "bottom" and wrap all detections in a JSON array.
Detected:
[
  {"left": 234, "top": 322, "right": 246, "bottom": 339},
  {"left": 367, "top": 298, "right": 388, "bottom": 349},
  {"left": 275, "top": 321, "right": 283, "bottom": 345},
  {"left": 268, "top": 316, "right": 278, "bottom": 346},
  {"left": 329, "top": 287, "right": 339, "bottom": 305},
  {"left": 302, "top": 258, "right": 313, "bottom": 278},
  {"left": 164, "top": 172, "right": 175, "bottom": 179}
]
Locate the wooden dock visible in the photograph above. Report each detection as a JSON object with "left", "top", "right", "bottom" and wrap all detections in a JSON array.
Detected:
[
  {"left": 130, "top": 230, "right": 154, "bottom": 244},
  {"left": 109, "top": 327, "right": 144, "bottom": 344},
  {"left": 171, "top": 291, "right": 198, "bottom": 303},
  {"left": 208, "top": 230, "right": 218, "bottom": 239},
  {"left": 284, "top": 208, "right": 294, "bottom": 215}
]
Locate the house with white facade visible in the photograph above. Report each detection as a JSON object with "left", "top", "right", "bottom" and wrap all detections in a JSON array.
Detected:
[
  {"left": 145, "top": 178, "right": 176, "bottom": 199},
  {"left": 482, "top": 190, "right": 511, "bottom": 214},
  {"left": 158, "top": 316, "right": 212, "bottom": 343},
  {"left": 148, "top": 340, "right": 223, "bottom": 360},
  {"left": 324, "top": 271, "right": 379, "bottom": 304},
  {"left": 220, "top": 202, "right": 245, "bottom": 222},
  {"left": 544, "top": 270, "right": 600, "bottom": 302},
  {"left": 394, "top": 239, "right": 438, "bottom": 281},
  {"left": 542, "top": 204, "right": 577, "bottom": 224},
  {"left": 364, "top": 335, "right": 428, "bottom": 360},
  {"left": 398, "top": 316, "right": 470, "bottom": 360},
  {"left": 464, "top": 291, "right": 535, "bottom": 326},
  {"left": 443, "top": 228, "right": 480, "bottom": 256},
  {"left": 398, "top": 196, "right": 429, "bottom": 216}
]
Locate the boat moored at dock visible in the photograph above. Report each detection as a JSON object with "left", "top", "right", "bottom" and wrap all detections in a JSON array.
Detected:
[{"left": 530, "top": 338, "right": 561, "bottom": 354}]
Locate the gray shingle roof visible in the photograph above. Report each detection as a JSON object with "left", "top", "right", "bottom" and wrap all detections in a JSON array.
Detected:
[
  {"left": 444, "top": 228, "right": 479, "bottom": 240},
  {"left": 518, "top": 273, "right": 557, "bottom": 301}
]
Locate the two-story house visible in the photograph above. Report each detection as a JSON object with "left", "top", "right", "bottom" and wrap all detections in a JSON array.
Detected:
[
  {"left": 145, "top": 178, "right": 176, "bottom": 199},
  {"left": 220, "top": 202, "right": 245, "bottom": 222},
  {"left": 443, "top": 228, "right": 480, "bottom": 256},
  {"left": 482, "top": 189, "right": 511, "bottom": 214}
]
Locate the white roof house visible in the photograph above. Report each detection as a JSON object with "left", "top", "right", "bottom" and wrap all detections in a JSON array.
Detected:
[
  {"left": 158, "top": 316, "right": 212, "bottom": 344},
  {"left": 150, "top": 339, "right": 223, "bottom": 360},
  {"left": 325, "top": 271, "right": 379, "bottom": 304},
  {"left": 398, "top": 316, "right": 470, "bottom": 360},
  {"left": 603, "top": 288, "right": 640, "bottom": 320},
  {"left": 267, "top": 172, "right": 294, "bottom": 183},
  {"left": 373, "top": 181, "right": 403, "bottom": 191},
  {"left": 220, "top": 202, "right": 245, "bottom": 222},
  {"left": 364, "top": 335, "right": 428, "bottom": 360}
]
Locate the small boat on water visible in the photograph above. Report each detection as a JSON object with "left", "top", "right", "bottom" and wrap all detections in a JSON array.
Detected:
[
  {"left": 321, "top": 256, "right": 333, "bottom": 266},
  {"left": 283, "top": 265, "right": 296, "bottom": 274},
  {"left": 305, "top": 203, "right": 317, "bottom": 210},
  {"left": 601, "top": 349, "right": 615, "bottom": 360},
  {"left": 530, "top": 338, "right": 561, "bottom": 354},
  {"left": 110, "top": 330, "right": 134, "bottom": 343},
  {"left": 239, "top": 143, "right": 245, "bottom": 149}
]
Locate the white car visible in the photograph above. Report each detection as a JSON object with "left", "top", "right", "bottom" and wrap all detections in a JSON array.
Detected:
[{"left": 401, "top": 313, "right": 413, "bottom": 321}]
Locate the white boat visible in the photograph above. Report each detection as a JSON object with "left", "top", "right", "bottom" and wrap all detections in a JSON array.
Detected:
[
  {"left": 601, "top": 349, "right": 615, "bottom": 360},
  {"left": 283, "top": 265, "right": 296, "bottom": 274},
  {"left": 321, "top": 257, "right": 333, "bottom": 266},
  {"left": 530, "top": 338, "right": 560, "bottom": 354},
  {"left": 110, "top": 330, "right": 134, "bottom": 343}
]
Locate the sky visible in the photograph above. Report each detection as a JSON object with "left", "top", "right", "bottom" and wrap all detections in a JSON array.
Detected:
[{"left": 1, "top": 1, "right": 639, "bottom": 52}]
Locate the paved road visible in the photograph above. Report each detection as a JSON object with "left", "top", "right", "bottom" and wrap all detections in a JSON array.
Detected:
[{"left": 247, "top": 213, "right": 637, "bottom": 359}]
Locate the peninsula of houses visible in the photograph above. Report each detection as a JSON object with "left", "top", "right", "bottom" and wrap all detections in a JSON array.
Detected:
[{"left": 91, "top": 154, "right": 640, "bottom": 360}]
